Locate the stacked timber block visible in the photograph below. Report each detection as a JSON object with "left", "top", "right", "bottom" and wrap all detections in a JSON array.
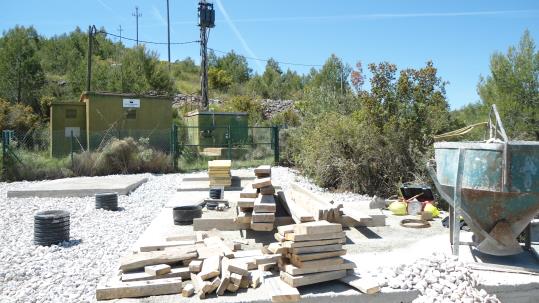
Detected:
[
  {"left": 251, "top": 176, "right": 276, "bottom": 231},
  {"left": 274, "top": 221, "right": 354, "bottom": 288},
  {"left": 254, "top": 165, "right": 271, "bottom": 178},
  {"left": 208, "top": 160, "right": 232, "bottom": 187}
]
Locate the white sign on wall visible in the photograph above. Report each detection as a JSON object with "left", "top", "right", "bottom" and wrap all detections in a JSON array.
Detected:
[{"left": 123, "top": 98, "right": 140, "bottom": 108}]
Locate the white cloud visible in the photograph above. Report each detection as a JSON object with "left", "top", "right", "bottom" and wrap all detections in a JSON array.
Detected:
[{"left": 96, "top": 0, "right": 113, "bottom": 12}]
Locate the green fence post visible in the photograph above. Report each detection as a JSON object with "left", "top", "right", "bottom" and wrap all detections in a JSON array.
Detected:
[
  {"left": 70, "top": 130, "right": 74, "bottom": 172},
  {"left": 171, "top": 124, "right": 178, "bottom": 171},
  {"left": 273, "top": 126, "right": 280, "bottom": 165},
  {"left": 227, "top": 125, "right": 232, "bottom": 160},
  {"left": 1, "top": 131, "right": 6, "bottom": 178}
]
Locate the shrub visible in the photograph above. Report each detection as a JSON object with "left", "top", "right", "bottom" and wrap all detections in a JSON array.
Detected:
[{"left": 73, "top": 137, "right": 172, "bottom": 176}]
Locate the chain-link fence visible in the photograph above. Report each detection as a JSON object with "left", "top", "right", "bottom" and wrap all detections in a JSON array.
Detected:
[
  {"left": 173, "top": 125, "right": 279, "bottom": 171},
  {"left": 1, "top": 124, "right": 281, "bottom": 181}
]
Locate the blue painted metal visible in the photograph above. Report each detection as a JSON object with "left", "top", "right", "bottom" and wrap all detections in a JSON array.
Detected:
[{"left": 433, "top": 140, "right": 539, "bottom": 255}]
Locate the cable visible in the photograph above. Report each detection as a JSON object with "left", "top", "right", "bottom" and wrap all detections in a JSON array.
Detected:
[
  {"left": 95, "top": 28, "right": 322, "bottom": 67},
  {"left": 208, "top": 47, "right": 322, "bottom": 67},
  {"left": 100, "top": 30, "right": 200, "bottom": 45}
]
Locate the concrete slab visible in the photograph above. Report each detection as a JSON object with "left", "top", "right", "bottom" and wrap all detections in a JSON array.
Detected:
[{"left": 6, "top": 175, "right": 148, "bottom": 198}]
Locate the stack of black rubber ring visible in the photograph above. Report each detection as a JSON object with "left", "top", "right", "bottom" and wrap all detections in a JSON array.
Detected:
[{"left": 34, "top": 210, "right": 70, "bottom": 246}]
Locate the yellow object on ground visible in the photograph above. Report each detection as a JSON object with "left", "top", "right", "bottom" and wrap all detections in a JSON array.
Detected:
[
  {"left": 389, "top": 201, "right": 407, "bottom": 215},
  {"left": 423, "top": 203, "right": 440, "bottom": 218}
]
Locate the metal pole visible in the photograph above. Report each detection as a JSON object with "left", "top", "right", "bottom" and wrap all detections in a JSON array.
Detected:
[
  {"left": 86, "top": 25, "right": 93, "bottom": 92},
  {"left": 273, "top": 126, "right": 280, "bottom": 164},
  {"left": 167, "top": 0, "right": 171, "bottom": 72},
  {"left": 133, "top": 6, "right": 142, "bottom": 46},
  {"left": 70, "top": 130, "right": 74, "bottom": 171},
  {"left": 199, "top": 0, "right": 209, "bottom": 110},
  {"left": 227, "top": 125, "right": 232, "bottom": 160}
]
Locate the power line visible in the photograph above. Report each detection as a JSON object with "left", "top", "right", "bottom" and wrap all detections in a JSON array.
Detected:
[
  {"left": 96, "top": 29, "right": 322, "bottom": 68},
  {"left": 208, "top": 47, "right": 322, "bottom": 67},
  {"left": 100, "top": 30, "right": 200, "bottom": 45}
]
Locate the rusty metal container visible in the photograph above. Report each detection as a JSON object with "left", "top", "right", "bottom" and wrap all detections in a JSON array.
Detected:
[{"left": 429, "top": 105, "right": 539, "bottom": 256}]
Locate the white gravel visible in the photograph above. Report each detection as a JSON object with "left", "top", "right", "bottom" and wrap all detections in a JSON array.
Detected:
[
  {"left": 0, "top": 173, "right": 182, "bottom": 303},
  {"left": 371, "top": 253, "right": 501, "bottom": 303},
  {"left": 0, "top": 167, "right": 371, "bottom": 303}
]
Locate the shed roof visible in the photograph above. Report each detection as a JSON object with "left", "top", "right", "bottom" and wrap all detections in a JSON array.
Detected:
[
  {"left": 79, "top": 91, "right": 171, "bottom": 102},
  {"left": 185, "top": 110, "right": 248, "bottom": 117}
]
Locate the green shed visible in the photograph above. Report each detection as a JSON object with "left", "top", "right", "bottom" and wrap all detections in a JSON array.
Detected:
[
  {"left": 81, "top": 92, "right": 172, "bottom": 152},
  {"left": 50, "top": 92, "right": 172, "bottom": 157},
  {"left": 50, "top": 102, "right": 87, "bottom": 157},
  {"left": 184, "top": 111, "right": 248, "bottom": 147}
]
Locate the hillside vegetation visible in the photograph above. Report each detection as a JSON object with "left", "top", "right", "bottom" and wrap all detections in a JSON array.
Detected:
[{"left": 0, "top": 26, "right": 537, "bottom": 195}]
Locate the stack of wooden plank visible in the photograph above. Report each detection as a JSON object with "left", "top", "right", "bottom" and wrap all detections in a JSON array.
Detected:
[
  {"left": 208, "top": 160, "right": 232, "bottom": 187},
  {"left": 251, "top": 177, "right": 276, "bottom": 231},
  {"left": 274, "top": 221, "right": 354, "bottom": 288}
]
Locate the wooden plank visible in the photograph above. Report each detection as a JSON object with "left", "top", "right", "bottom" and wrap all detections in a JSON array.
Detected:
[
  {"left": 290, "top": 249, "right": 346, "bottom": 262},
  {"left": 208, "top": 160, "right": 231, "bottom": 168},
  {"left": 341, "top": 214, "right": 386, "bottom": 227},
  {"left": 165, "top": 235, "right": 196, "bottom": 242},
  {"left": 237, "top": 197, "right": 256, "bottom": 208},
  {"left": 277, "top": 191, "right": 315, "bottom": 223},
  {"left": 189, "top": 260, "right": 203, "bottom": 273},
  {"left": 265, "top": 275, "right": 301, "bottom": 303},
  {"left": 290, "top": 244, "right": 343, "bottom": 255},
  {"left": 343, "top": 207, "right": 372, "bottom": 223},
  {"left": 240, "top": 185, "right": 258, "bottom": 198},
  {"left": 96, "top": 276, "right": 182, "bottom": 300},
  {"left": 339, "top": 273, "right": 381, "bottom": 294},
  {"left": 289, "top": 182, "right": 342, "bottom": 222},
  {"left": 255, "top": 254, "right": 281, "bottom": 265},
  {"left": 274, "top": 233, "right": 286, "bottom": 242},
  {"left": 193, "top": 218, "right": 250, "bottom": 231},
  {"left": 230, "top": 273, "right": 243, "bottom": 286},
  {"left": 217, "top": 276, "right": 230, "bottom": 295},
  {"left": 282, "top": 237, "right": 345, "bottom": 248},
  {"left": 268, "top": 242, "right": 287, "bottom": 254},
  {"left": 254, "top": 194, "right": 276, "bottom": 213},
  {"left": 144, "top": 264, "right": 171, "bottom": 276},
  {"left": 251, "top": 270, "right": 262, "bottom": 288},
  {"left": 294, "top": 220, "right": 342, "bottom": 236},
  {"left": 198, "top": 255, "right": 221, "bottom": 280},
  {"left": 182, "top": 283, "right": 195, "bottom": 297},
  {"left": 235, "top": 212, "right": 252, "bottom": 224},
  {"left": 254, "top": 165, "right": 271, "bottom": 175},
  {"left": 277, "top": 224, "right": 296, "bottom": 235},
  {"left": 119, "top": 246, "right": 197, "bottom": 272},
  {"left": 227, "top": 259, "right": 250, "bottom": 276},
  {"left": 203, "top": 236, "right": 234, "bottom": 258},
  {"left": 260, "top": 185, "right": 276, "bottom": 195},
  {"left": 251, "top": 222, "right": 274, "bottom": 231},
  {"left": 139, "top": 240, "right": 195, "bottom": 252},
  {"left": 252, "top": 178, "right": 272, "bottom": 189},
  {"left": 232, "top": 249, "right": 263, "bottom": 258},
  {"left": 284, "top": 260, "right": 355, "bottom": 275},
  {"left": 275, "top": 216, "right": 294, "bottom": 226},
  {"left": 285, "top": 231, "right": 346, "bottom": 242},
  {"left": 280, "top": 270, "right": 347, "bottom": 287},
  {"left": 252, "top": 210, "right": 276, "bottom": 223},
  {"left": 121, "top": 267, "right": 190, "bottom": 282},
  {"left": 289, "top": 257, "right": 344, "bottom": 269}
]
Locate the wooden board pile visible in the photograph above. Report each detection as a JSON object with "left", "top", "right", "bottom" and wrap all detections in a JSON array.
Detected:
[
  {"left": 273, "top": 221, "right": 354, "bottom": 287},
  {"left": 236, "top": 165, "right": 277, "bottom": 231},
  {"left": 208, "top": 160, "right": 231, "bottom": 187},
  {"left": 97, "top": 229, "right": 288, "bottom": 300}
]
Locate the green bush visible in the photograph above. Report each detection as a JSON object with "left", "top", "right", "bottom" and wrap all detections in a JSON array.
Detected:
[{"left": 73, "top": 137, "right": 172, "bottom": 176}]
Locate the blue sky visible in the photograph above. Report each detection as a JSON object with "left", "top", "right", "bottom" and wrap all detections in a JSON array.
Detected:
[{"left": 1, "top": 0, "right": 538, "bottom": 109}]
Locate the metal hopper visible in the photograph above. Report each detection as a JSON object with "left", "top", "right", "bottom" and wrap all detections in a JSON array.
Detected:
[{"left": 428, "top": 105, "right": 539, "bottom": 256}]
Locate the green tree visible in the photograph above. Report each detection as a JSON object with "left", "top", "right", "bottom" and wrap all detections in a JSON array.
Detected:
[
  {"left": 306, "top": 54, "right": 351, "bottom": 94},
  {"left": 477, "top": 30, "right": 539, "bottom": 140},
  {"left": 0, "top": 26, "right": 45, "bottom": 108}
]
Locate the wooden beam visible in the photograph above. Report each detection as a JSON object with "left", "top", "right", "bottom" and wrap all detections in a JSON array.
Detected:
[
  {"left": 285, "top": 231, "right": 346, "bottom": 242},
  {"left": 252, "top": 210, "right": 276, "bottom": 223},
  {"left": 284, "top": 260, "right": 355, "bottom": 275},
  {"left": 119, "top": 246, "right": 197, "bottom": 272},
  {"left": 277, "top": 191, "right": 314, "bottom": 223},
  {"left": 289, "top": 250, "right": 346, "bottom": 262},
  {"left": 280, "top": 270, "right": 347, "bottom": 287},
  {"left": 121, "top": 267, "right": 189, "bottom": 282},
  {"left": 339, "top": 273, "right": 380, "bottom": 294},
  {"left": 96, "top": 276, "right": 182, "bottom": 300},
  {"left": 251, "top": 222, "right": 274, "bottom": 231},
  {"left": 290, "top": 244, "right": 343, "bottom": 255},
  {"left": 289, "top": 257, "right": 344, "bottom": 269},
  {"left": 293, "top": 220, "right": 342, "bottom": 236},
  {"left": 282, "top": 237, "right": 345, "bottom": 248},
  {"left": 144, "top": 264, "right": 171, "bottom": 276},
  {"left": 265, "top": 275, "right": 301, "bottom": 303},
  {"left": 193, "top": 218, "right": 250, "bottom": 231},
  {"left": 252, "top": 177, "right": 272, "bottom": 189},
  {"left": 138, "top": 240, "right": 195, "bottom": 252},
  {"left": 254, "top": 194, "right": 276, "bottom": 213}
]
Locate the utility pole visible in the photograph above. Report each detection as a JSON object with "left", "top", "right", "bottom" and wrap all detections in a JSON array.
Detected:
[
  {"left": 198, "top": 1, "right": 215, "bottom": 110},
  {"left": 86, "top": 25, "right": 95, "bottom": 92},
  {"left": 117, "top": 25, "right": 123, "bottom": 44},
  {"left": 132, "top": 6, "right": 142, "bottom": 46},
  {"left": 167, "top": 0, "right": 171, "bottom": 72}
]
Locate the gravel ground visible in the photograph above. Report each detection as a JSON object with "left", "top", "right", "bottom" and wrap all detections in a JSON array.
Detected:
[{"left": 0, "top": 173, "right": 181, "bottom": 303}]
